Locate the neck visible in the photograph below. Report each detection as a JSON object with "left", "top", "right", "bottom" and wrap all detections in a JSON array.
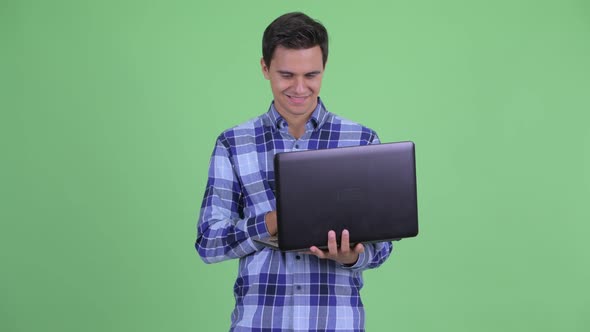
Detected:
[
  {"left": 288, "top": 123, "right": 306, "bottom": 139},
  {"left": 279, "top": 114, "right": 308, "bottom": 139},
  {"left": 276, "top": 103, "right": 317, "bottom": 139}
]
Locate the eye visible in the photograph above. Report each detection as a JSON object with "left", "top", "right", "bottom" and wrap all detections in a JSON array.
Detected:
[{"left": 280, "top": 73, "right": 293, "bottom": 78}]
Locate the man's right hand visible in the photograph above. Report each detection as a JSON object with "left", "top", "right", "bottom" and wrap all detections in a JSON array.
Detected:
[{"left": 265, "top": 211, "right": 278, "bottom": 236}]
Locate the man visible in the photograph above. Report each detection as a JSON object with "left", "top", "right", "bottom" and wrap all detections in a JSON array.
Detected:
[{"left": 196, "top": 12, "right": 393, "bottom": 331}]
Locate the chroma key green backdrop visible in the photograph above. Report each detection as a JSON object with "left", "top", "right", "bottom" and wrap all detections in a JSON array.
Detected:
[{"left": 2, "top": 0, "right": 589, "bottom": 331}]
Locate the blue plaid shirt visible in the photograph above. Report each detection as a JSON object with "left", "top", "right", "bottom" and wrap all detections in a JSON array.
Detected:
[{"left": 196, "top": 98, "right": 393, "bottom": 331}]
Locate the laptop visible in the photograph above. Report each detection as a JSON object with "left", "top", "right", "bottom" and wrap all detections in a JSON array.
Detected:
[{"left": 254, "top": 141, "right": 419, "bottom": 251}]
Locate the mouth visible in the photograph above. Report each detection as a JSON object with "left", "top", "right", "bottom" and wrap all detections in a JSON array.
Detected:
[{"left": 286, "top": 94, "right": 310, "bottom": 104}]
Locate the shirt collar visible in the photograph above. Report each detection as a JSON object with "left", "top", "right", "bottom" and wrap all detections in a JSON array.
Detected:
[{"left": 266, "top": 97, "right": 329, "bottom": 131}]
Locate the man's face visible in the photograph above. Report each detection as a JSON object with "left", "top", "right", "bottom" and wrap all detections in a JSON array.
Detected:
[{"left": 261, "top": 46, "right": 324, "bottom": 121}]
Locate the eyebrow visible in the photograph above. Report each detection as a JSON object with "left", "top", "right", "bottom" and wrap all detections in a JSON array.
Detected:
[{"left": 277, "top": 70, "right": 322, "bottom": 76}]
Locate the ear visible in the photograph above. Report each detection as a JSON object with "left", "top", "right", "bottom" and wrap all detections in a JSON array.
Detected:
[{"left": 260, "top": 57, "right": 270, "bottom": 80}]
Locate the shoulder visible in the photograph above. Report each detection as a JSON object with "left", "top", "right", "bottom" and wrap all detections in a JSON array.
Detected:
[
  {"left": 323, "top": 112, "right": 379, "bottom": 144},
  {"left": 215, "top": 113, "right": 268, "bottom": 150},
  {"left": 328, "top": 113, "right": 377, "bottom": 133}
]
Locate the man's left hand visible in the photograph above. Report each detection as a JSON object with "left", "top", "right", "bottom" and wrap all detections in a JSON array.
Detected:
[{"left": 308, "top": 229, "right": 364, "bottom": 266}]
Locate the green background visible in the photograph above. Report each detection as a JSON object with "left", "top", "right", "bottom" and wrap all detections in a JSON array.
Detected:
[{"left": 2, "top": 0, "right": 589, "bottom": 331}]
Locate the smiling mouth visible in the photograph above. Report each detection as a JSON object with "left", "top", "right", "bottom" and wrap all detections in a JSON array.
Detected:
[{"left": 286, "top": 94, "right": 310, "bottom": 103}]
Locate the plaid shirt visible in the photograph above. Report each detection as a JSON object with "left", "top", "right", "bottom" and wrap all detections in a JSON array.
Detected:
[{"left": 196, "top": 98, "right": 393, "bottom": 331}]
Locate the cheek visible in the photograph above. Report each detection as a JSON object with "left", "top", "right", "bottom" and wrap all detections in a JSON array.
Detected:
[
  {"left": 309, "top": 81, "right": 322, "bottom": 93},
  {"left": 271, "top": 81, "right": 290, "bottom": 94}
]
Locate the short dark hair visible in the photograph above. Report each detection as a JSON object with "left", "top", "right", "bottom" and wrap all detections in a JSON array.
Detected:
[{"left": 262, "top": 12, "right": 329, "bottom": 68}]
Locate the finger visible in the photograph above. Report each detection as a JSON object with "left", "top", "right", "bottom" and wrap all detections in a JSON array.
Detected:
[
  {"left": 309, "top": 246, "right": 326, "bottom": 259},
  {"left": 340, "top": 229, "right": 351, "bottom": 254},
  {"left": 353, "top": 243, "right": 365, "bottom": 254},
  {"left": 327, "top": 230, "right": 338, "bottom": 255}
]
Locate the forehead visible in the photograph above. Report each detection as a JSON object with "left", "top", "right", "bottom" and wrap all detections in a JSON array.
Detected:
[{"left": 270, "top": 46, "right": 324, "bottom": 71}]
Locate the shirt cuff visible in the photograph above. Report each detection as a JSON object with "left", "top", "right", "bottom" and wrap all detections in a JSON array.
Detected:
[
  {"left": 245, "top": 213, "right": 271, "bottom": 240},
  {"left": 339, "top": 246, "right": 372, "bottom": 271}
]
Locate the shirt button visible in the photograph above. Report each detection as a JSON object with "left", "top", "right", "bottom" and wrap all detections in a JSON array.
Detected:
[
  {"left": 296, "top": 255, "right": 301, "bottom": 260},
  {"left": 295, "top": 144, "right": 299, "bottom": 149},
  {"left": 296, "top": 285, "right": 302, "bottom": 290}
]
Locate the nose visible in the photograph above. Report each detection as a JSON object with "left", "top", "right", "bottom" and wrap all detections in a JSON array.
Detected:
[{"left": 294, "top": 77, "right": 306, "bottom": 94}]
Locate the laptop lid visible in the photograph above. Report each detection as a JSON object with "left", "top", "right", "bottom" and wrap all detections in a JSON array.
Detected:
[{"left": 273, "top": 141, "right": 419, "bottom": 251}]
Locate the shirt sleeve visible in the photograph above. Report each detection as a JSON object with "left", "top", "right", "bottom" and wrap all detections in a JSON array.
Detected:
[
  {"left": 339, "top": 241, "right": 394, "bottom": 271},
  {"left": 195, "top": 138, "right": 270, "bottom": 264}
]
